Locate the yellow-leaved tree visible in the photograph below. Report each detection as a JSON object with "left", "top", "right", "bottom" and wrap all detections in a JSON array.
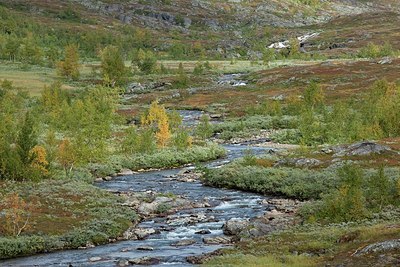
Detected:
[
  {"left": 141, "top": 101, "right": 171, "bottom": 147},
  {"left": 29, "top": 145, "right": 49, "bottom": 176},
  {"left": 156, "top": 116, "right": 171, "bottom": 148},
  {"left": 57, "top": 44, "right": 80, "bottom": 80}
]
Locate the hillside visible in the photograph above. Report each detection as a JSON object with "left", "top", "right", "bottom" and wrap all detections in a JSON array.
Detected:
[
  {"left": 1, "top": 0, "right": 399, "bottom": 59},
  {"left": 1, "top": 1, "right": 400, "bottom": 267}
]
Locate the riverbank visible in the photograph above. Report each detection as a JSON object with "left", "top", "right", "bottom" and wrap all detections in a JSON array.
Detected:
[
  {"left": 1, "top": 144, "right": 278, "bottom": 266},
  {"left": 0, "top": 180, "right": 136, "bottom": 259}
]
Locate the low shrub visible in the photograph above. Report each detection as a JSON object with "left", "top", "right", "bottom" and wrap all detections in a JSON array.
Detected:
[{"left": 202, "top": 164, "right": 338, "bottom": 200}]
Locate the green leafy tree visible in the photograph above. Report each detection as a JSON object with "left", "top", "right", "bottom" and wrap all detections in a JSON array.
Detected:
[
  {"left": 196, "top": 114, "right": 213, "bottom": 140},
  {"left": 303, "top": 81, "right": 324, "bottom": 111},
  {"left": 57, "top": 44, "right": 80, "bottom": 80},
  {"left": 16, "top": 112, "right": 37, "bottom": 165},
  {"left": 173, "top": 130, "right": 192, "bottom": 150},
  {"left": 173, "top": 63, "right": 189, "bottom": 88},
  {"left": 315, "top": 164, "right": 368, "bottom": 223},
  {"left": 366, "top": 167, "right": 393, "bottom": 210},
  {"left": 134, "top": 49, "right": 157, "bottom": 74},
  {"left": 101, "top": 45, "right": 126, "bottom": 86}
]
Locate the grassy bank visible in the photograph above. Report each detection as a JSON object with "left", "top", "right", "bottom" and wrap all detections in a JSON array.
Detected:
[
  {"left": 206, "top": 218, "right": 400, "bottom": 267},
  {"left": 0, "top": 180, "right": 136, "bottom": 259},
  {"left": 88, "top": 143, "right": 226, "bottom": 178},
  {"left": 202, "top": 163, "right": 338, "bottom": 200}
]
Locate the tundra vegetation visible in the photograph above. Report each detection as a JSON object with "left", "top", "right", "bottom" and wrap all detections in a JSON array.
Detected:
[{"left": 0, "top": 0, "right": 400, "bottom": 266}]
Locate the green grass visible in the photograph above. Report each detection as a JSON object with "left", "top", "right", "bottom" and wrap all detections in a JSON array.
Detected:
[
  {"left": 206, "top": 219, "right": 400, "bottom": 266},
  {"left": 0, "top": 179, "right": 136, "bottom": 259},
  {"left": 89, "top": 143, "right": 226, "bottom": 178},
  {"left": 0, "top": 62, "right": 77, "bottom": 96},
  {"left": 202, "top": 164, "right": 338, "bottom": 200}
]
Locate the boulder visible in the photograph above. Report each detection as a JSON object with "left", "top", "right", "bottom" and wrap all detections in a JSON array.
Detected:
[
  {"left": 118, "top": 169, "right": 134, "bottom": 176},
  {"left": 186, "top": 250, "right": 224, "bottom": 264},
  {"left": 378, "top": 57, "right": 393, "bottom": 65},
  {"left": 334, "top": 141, "right": 392, "bottom": 157},
  {"left": 203, "top": 236, "right": 234, "bottom": 244},
  {"left": 104, "top": 176, "right": 113, "bottom": 181},
  {"left": 128, "top": 257, "right": 160, "bottom": 265},
  {"left": 138, "top": 202, "right": 158, "bottom": 215},
  {"left": 353, "top": 239, "right": 400, "bottom": 256},
  {"left": 274, "top": 158, "right": 322, "bottom": 168},
  {"left": 134, "top": 228, "right": 156, "bottom": 240},
  {"left": 223, "top": 219, "right": 249, "bottom": 236},
  {"left": 195, "top": 229, "right": 212, "bottom": 235}
]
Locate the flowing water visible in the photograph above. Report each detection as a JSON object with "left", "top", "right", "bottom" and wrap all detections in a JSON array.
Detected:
[{"left": 2, "top": 111, "right": 273, "bottom": 267}]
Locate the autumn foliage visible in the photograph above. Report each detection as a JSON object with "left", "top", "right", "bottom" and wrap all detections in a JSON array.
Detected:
[
  {"left": 29, "top": 145, "right": 49, "bottom": 176},
  {"left": 0, "top": 193, "right": 38, "bottom": 237},
  {"left": 141, "top": 101, "right": 171, "bottom": 147}
]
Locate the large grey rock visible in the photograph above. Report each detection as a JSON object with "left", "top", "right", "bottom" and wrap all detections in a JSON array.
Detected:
[
  {"left": 134, "top": 228, "right": 156, "bottom": 240},
  {"left": 354, "top": 239, "right": 400, "bottom": 256},
  {"left": 334, "top": 141, "right": 392, "bottom": 157},
  {"left": 138, "top": 202, "right": 158, "bottom": 215},
  {"left": 223, "top": 219, "right": 249, "bottom": 236},
  {"left": 275, "top": 158, "right": 322, "bottom": 168},
  {"left": 128, "top": 257, "right": 160, "bottom": 265},
  {"left": 117, "top": 169, "right": 134, "bottom": 176},
  {"left": 203, "top": 236, "right": 234, "bottom": 244}
]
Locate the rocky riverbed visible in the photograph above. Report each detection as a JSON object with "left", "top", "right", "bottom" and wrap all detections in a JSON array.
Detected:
[{"left": 1, "top": 144, "right": 303, "bottom": 267}]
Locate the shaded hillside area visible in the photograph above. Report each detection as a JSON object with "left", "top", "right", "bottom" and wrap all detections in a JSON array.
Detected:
[{"left": 1, "top": 0, "right": 400, "bottom": 59}]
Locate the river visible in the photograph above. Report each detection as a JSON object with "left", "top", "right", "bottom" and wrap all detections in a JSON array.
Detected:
[{"left": 2, "top": 110, "right": 275, "bottom": 267}]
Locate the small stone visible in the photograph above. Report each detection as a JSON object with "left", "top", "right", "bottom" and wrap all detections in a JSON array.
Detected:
[
  {"left": 174, "top": 239, "right": 196, "bottom": 246},
  {"left": 104, "top": 176, "right": 112, "bottom": 181},
  {"left": 89, "top": 257, "right": 102, "bottom": 262},
  {"left": 117, "top": 259, "right": 129, "bottom": 266},
  {"left": 95, "top": 177, "right": 104, "bottom": 182},
  {"left": 118, "top": 169, "right": 134, "bottom": 176},
  {"left": 195, "top": 229, "right": 211, "bottom": 235},
  {"left": 137, "top": 246, "right": 154, "bottom": 251}
]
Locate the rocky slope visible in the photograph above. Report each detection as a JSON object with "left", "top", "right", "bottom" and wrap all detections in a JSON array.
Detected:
[{"left": 2, "top": 0, "right": 399, "bottom": 56}]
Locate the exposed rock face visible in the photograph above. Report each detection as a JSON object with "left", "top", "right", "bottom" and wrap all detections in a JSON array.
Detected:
[
  {"left": 275, "top": 158, "right": 322, "bottom": 168},
  {"left": 353, "top": 239, "right": 400, "bottom": 256},
  {"left": 234, "top": 198, "right": 303, "bottom": 238},
  {"left": 332, "top": 141, "right": 392, "bottom": 157},
  {"left": 125, "top": 82, "right": 171, "bottom": 94}
]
